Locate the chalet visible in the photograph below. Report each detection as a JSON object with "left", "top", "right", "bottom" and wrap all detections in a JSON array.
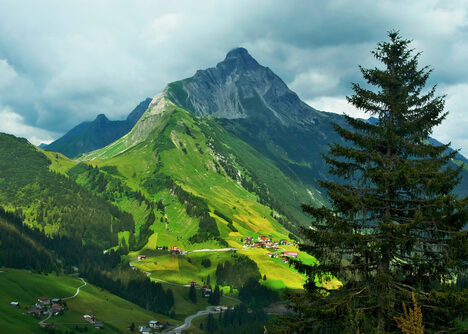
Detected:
[
  {"left": 51, "top": 304, "right": 64, "bottom": 315},
  {"left": 169, "top": 246, "right": 182, "bottom": 255},
  {"left": 279, "top": 239, "right": 288, "bottom": 245},
  {"left": 244, "top": 236, "right": 253, "bottom": 244},
  {"left": 190, "top": 281, "right": 198, "bottom": 287},
  {"left": 28, "top": 307, "right": 44, "bottom": 317},
  {"left": 281, "top": 257, "right": 288, "bottom": 263},
  {"left": 282, "top": 251, "right": 298, "bottom": 258},
  {"left": 149, "top": 320, "right": 163, "bottom": 329},
  {"left": 253, "top": 242, "right": 263, "bottom": 248},
  {"left": 83, "top": 313, "right": 96, "bottom": 322},
  {"left": 38, "top": 297, "right": 50, "bottom": 305},
  {"left": 10, "top": 301, "right": 19, "bottom": 307},
  {"left": 258, "top": 235, "right": 267, "bottom": 242},
  {"left": 137, "top": 255, "right": 147, "bottom": 260},
  {"left": 203, "top": 288, "right": 212, "bottom": 297},
  {"left": 138, "top": 326, "right": 152, "bottom": 334},
  {"left": 51, "top": 298, "right": 61, "bottom": 303}
]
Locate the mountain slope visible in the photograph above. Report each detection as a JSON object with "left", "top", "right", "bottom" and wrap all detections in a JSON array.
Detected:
[
  {"left": 0, "top": 133, "right": 135, "bottom": 248},
  {"left": 44, "top": 98, "right": 151, "bottom": 158},
  {"left": 77, "top": 104, "right": 320, "bottom": 289},
  {"left": 165, "top": 48, "right": 348, "bottom": 189}
]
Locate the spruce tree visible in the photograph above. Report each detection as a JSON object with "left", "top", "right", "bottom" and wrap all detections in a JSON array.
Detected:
[
  {"left": 189, "top": 284, "right": 197, "bottom": 303},
  {"left": 285, "top": 32, "right": 467, "bottom": 333}
]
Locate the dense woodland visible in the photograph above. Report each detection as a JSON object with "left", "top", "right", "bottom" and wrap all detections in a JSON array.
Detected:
[
  {"left": 203, "top": 304, "right": 268, "bottom": 334},
  {"left": 215, "top": 254, "right": 261, "bottom": 288},
  {"left": 0, "top": 134, "right": 134, "bottom": 249}
]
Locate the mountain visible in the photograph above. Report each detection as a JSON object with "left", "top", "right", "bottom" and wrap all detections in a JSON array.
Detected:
[
  {"left": 2, "top": 47, "right": 465, "bottom": 294},
  {"left": 44, "top": 97, "right": 152, "bottom": 158},
  {"left": 166, "top": 48, "right": 348, "bottom": 188}
]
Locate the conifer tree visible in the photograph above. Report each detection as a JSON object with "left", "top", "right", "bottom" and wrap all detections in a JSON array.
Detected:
[
  {"left": 285, "top": 32, "right": 467, "bottom": 333},
  {"left": 189, "top": 284, "right": 197, "bottom": 303}
]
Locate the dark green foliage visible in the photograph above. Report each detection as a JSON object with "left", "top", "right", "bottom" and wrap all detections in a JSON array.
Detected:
[
  {"left": 204, "top": 304, "right": 268, "bottom": 334},
  {"left": 214, "top": 210, "right": 238, "bottom": 232},
  {"left": 189, "top": 284, "right": 197, "bottom": 303},
  {"left": 215, "top": 254, "right": 261, "bottom": 288},
  {"left": 0, "top": 134, "right": 133, "bottom": 249},
  {"left": 201, "top": 258, "right": 211, "bottom": 268},
  {"left": 238, "top": 278, "right": 278, "bottom": 309},
  {"left": 208, "top": 285, "right": 221, "bottom": 305},
  {"left": 287, "top": 32, "right": 468, "bottom": 333},
  {"left": 0, "top": 207, "right": 57, "bottom": 272},
  {"left": 206, "top": 313, "right": 217, "bottom": 333}
]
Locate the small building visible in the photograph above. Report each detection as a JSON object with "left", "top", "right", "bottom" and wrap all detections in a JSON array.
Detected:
[
  {"left": 282, "top": 251, "right": 298, "bottom": 258},
  {"left": 190, "top": 281, "right": 197, "bottom": 287},
  {"left": 51, "top": 298, "right": 61, "bottom": 303},
  {"left": 253, "top": 242, "right": 263, "bottom": 248},
  {"left": 279, "top": 239, "right": 288, "bottom": 245},
  {"left": 83, "top": 313, "right": 96, "bottom": 322},
  {"left": 149, "top": 320, "right": 163, "bottom": 329},
  {"left": 51, "top": 304, "right": 64, "bottom": 315},
  {"left": 38, "top": 297, "right": 50, "bottom": 305},
  {"left": 245, "top": 236, "right": 253, "bottom": 244},
  {"left": 137, "top": 255, "right": 147, "bottom": 260},
  {"left": 267, "top": 253, "right": 274, "bottom": 257},
  {"left": 258, "top": 235, "right": 267, "bottom": 242},
  {"left": 203, "top": 288, "right": 212, "bottom": 297},
  {"left": 169, "top": 246, "right": 182, "bottom": 255},
  {"left": 281, "top": 257, "right": 288, "bottom": 263},
  {"left": 10, "top": 301, "right": 19, "bottom": 307},
  {"left": 28, "top": 307, "right": 44, "bottom": 317},
  {"left": 138, "top": 326, "right": 152, "bottom": 334}
]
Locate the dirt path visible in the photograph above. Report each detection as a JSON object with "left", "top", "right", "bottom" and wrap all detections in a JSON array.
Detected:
[{"left": 38, "top": 277, "right": 86, "bottom": 326}]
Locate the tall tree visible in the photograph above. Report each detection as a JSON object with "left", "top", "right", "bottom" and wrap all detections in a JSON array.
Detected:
[
  {"left": 282, "top": 32, "right": 467, "bottom": 333},
  {"left": 189, "top": 284, "right": 197, "bottom": 303}
]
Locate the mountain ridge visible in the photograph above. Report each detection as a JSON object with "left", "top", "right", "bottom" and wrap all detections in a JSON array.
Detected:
[{"left": 44, "top": 97, "right": 152, "bottom": 158}]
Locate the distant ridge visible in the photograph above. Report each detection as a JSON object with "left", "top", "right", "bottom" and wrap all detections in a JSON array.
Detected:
[{"left": 44, "top": 98, "right": 151, "bottom": 158}]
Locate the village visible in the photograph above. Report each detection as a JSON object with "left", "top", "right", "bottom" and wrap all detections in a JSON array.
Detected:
[
  {"left": 7, "top": 287, "right": 167, "bottom": 332},
  {"left": 134, "top": 235, "right": 298, "bottom": 268},
  {"left": 243, "top": 235, "right": 298, "bottom": 262}
]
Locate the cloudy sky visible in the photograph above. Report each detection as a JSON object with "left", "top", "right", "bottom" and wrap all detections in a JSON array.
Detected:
[{"left": 1, "top": 0, "right": 467, "bottom": 154}]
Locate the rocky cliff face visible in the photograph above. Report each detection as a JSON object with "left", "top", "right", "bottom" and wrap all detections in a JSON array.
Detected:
[
  {"left": 166, "top": 47, "right": 331, "bottom": 128},
  {"left": 164, "top": 48, "right": 347, "bottom": 187}
]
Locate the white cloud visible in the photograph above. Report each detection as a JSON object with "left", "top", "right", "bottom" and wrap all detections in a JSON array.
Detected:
[
  {"left": 0, "top": 106, "right": 57, "bottom": 145},
  {"left": 433, "top": 84, "right": 468, "bottom": 155},
  {"left": 290, "top": 70, "right": 339, "bottom": 96},
  {"left": 306, "top": 96, "right": 365, "bottom": 118}
]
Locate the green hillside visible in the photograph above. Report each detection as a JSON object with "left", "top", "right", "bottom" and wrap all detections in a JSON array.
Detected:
[
  {"left": 73, "top": 105, "right": 325, "bottom": 289},
  {"left": 0, "top": 133, "right": 134, "bottom": 249},
  {"left": 0, "top": 269, "right": 176, "bottom": 333}
]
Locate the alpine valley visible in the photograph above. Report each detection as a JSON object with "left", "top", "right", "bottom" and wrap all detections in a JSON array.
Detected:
[{"left": 1, "top": 48, "right": 466, "bottom": 333}]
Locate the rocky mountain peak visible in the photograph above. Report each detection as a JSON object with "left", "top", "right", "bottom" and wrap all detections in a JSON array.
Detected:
[
  {"left": 166, "top": 47, "right": 322, "bottom": 126},
  {"left": 219, "top": 47, "right": 260, "bottom": 72}
]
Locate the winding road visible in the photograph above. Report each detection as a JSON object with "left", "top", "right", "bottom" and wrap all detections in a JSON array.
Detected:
[
  {"left": 38, "top": 277, "right": 87, "bottom": 326},
  {"left": 163, "top": 306, "right": 221, "bottom": 334}
]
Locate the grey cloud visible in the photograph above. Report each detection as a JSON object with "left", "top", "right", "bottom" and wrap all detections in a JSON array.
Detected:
[{"left": 0, "top": 0, "right": 466, "bottom": 154}]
